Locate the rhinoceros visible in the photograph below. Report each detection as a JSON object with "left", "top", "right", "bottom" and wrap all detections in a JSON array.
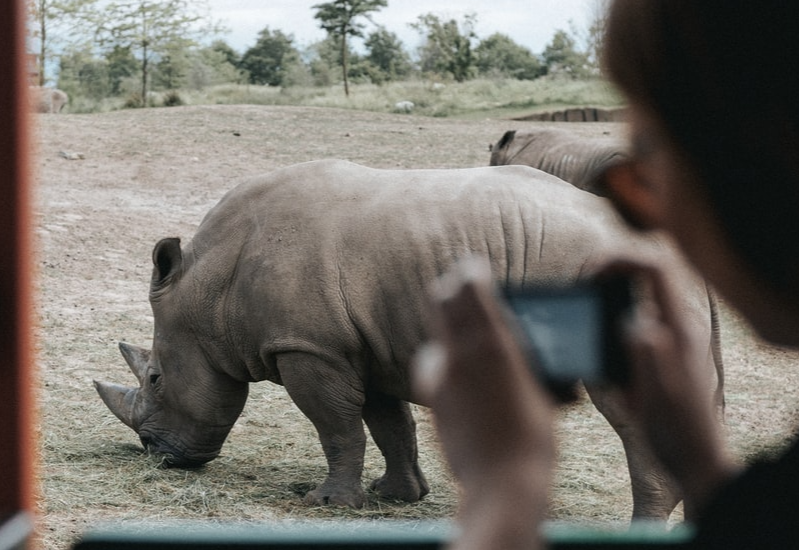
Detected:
[
  {"left": 95, "top": 159, "right": 722, "bottom": 517},
  {"left": 489, "top": 127, "right": 628, "bottom": 195}
]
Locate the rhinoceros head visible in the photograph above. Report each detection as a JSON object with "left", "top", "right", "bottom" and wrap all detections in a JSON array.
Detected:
[{"left": 94, "top": 238, "right": 249, "bottom": 467}]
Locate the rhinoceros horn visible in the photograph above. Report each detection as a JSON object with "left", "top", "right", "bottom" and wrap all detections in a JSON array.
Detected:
[
  {"left": 118, "top": 342, "right": 151, "bottom": 385},
  {"left": 94, "top": 380, "right": 139, "bottom": 431},
  {"left": 94, "top": 342, "right": 151, "bottom": 430}
]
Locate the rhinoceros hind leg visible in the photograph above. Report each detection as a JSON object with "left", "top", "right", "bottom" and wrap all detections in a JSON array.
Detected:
[
  {"left": 584, "top": 382, "right": 681, "bottom": 521},
  {"left": 363, "top": 393, "right": 429, "bottom": 502},
  {"left": 277, "top": 352, "right": 368, "bottom": 508}
]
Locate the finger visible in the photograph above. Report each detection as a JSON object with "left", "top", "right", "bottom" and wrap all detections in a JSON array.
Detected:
[
  {"left": 597, "top": 258, "right": 690, "bottom": 339},
  {"left": 427, "top": 258, "right": 554, "bottom": 411},
  {"left": 411, "top": 342, "right": 447, "bottom": 405},
  {"left": 431, "top": 257, "right": 496, "bottom": 334},
  {"left": 430, "top": 258, "right": 521, "bottom": 367}
]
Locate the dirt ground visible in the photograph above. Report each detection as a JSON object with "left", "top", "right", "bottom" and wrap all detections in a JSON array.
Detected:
[{"left": 32, "top": 105, "right": 799, "bottom": 549}]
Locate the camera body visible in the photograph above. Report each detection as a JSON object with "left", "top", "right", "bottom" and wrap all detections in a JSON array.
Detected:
[{"left": 503, "top": 275, "right": 633, "bottom": 395}]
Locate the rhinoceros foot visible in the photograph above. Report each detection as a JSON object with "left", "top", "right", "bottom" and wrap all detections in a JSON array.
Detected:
[
  {"left": 303, "top": 482, "right": 366, "bottom": 508},
  {"left": 369, "top": 464, "right": 430, "bottom": 502}
]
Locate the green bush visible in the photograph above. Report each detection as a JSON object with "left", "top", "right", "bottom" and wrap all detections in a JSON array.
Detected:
[
  {"left": 123, "top": 92, "right": 145, "bottom": 109},
  {"left": 162, "top": 90, "right": 185, "bottom": 107}
]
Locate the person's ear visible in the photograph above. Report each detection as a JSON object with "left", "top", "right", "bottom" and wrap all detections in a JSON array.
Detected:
[{"left": 599, "top": 161, "right": 663, "bottom": 231}]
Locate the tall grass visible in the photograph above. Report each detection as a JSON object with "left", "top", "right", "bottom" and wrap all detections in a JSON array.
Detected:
[{"left": 68, "top": 76, "right": 624, "bottom": 118}]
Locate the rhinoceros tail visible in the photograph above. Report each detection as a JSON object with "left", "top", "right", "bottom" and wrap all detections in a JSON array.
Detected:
[{"left": 706, "top": 282, "right": 726, "bottom": 418}]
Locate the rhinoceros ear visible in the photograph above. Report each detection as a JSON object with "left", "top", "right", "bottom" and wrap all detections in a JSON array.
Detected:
[
  {"left": 489, "top": 130, "right": 516, "bottom": 165},
  {"left": 151, "top": 237, "right": 183, "bottom": 290}
]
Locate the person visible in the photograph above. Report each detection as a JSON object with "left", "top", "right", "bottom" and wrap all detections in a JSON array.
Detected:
[{"left": 413, "top": 1, "right": 799, "bottom": 548}]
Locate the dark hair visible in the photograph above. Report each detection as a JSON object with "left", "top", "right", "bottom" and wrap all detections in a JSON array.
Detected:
[{"left": 603, "top": 0, "right": 799, "bottom": 291}]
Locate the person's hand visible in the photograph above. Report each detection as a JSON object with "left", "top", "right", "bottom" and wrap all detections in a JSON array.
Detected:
[
  {"left": 414, "top": 258, "right": 555, "bottom": 550},
  {"left": 607, "top": 260, "right": 740, "bottom": 519}
]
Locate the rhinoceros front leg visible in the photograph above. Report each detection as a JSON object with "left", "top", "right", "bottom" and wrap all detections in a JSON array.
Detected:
[
  {"left": 277, "top": 352, "right": 367, "bottom": 508},
  {"left": 362, "top": 392, "right": 429, "bottom": 502},
  {"left": 584, "top": 383, "right": 681, "bottom": 521}
]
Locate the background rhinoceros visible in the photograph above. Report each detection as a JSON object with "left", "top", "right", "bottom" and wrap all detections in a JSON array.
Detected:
[
  {"left": 489, "top": 127, "right": 627, "bottom": 195},
  {"left": 95, "top": 159, "right": 721, "bottom": 517}
]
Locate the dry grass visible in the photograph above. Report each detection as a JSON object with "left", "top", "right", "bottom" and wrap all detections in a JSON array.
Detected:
[
  {"left": 69, "top": 77, "right": 623, "bottom": 118},
  {"left": 32, "top": 105, "right": 799, "bottom": 549}
]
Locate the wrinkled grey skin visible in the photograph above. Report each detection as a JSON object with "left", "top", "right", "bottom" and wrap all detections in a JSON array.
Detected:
[
  {"left": 95, "top": 159, "right": 721, "bottom": 516},
  {"left": 489, "top": 128, "right": 627, "bottom": 195},
  {"left": 491, "top": 129, "right": 726, "bottom": 519}
]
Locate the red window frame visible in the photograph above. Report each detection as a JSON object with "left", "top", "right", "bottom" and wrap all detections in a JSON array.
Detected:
[{"left": 0, "top": 0, "right": 37, "bottom": 536}]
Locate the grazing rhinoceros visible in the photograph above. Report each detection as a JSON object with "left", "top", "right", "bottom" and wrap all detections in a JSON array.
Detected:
[
  {"left": 489, "top": 127, "right": 627, "bottom": 195},
  {"left": 95, "top": 159, "right": 721, "bottom": 518}
]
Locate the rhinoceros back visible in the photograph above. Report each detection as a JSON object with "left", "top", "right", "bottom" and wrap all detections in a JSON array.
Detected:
[{"left": 186, "top": 160, "right": 650, "bottom": 396}]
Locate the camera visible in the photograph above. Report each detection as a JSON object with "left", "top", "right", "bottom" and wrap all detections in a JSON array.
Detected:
[{"left": 503, "top": 275, "right": 633, "bottom": 396}]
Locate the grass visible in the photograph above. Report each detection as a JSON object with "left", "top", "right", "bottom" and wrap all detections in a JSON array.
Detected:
[
  {"left": 34, "top": 105, "right": 629, "bottom": 549},
  {"left": 66, "top": 76, "right": 625, "bottom": 119},
  {"left": 39, "top": 104, "right": 799, "bottom": 549}
]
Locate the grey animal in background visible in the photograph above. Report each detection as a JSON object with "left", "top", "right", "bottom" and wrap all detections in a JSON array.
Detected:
[
  {"left": 492, "top": 127, "right": 726, "bottom": 516},
  {"left": 512, "top": 107, "right": 627, "bottom": 123},
  {"left": 394, "top": 100, "right": 415, "bottom": 113},
  {"left": 95, "top": 159, "right": 722, "bottom": 519},
  {"left": 489, "top": 127, "right": 627, "bottom": 195},
  {"left": 31, "top": 86, "right": 68, "bottom": 113}
]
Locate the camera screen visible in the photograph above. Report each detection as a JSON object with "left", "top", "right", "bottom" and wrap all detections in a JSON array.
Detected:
[{"left": 506, "top": 289, "right": 603, "bottom": 383}]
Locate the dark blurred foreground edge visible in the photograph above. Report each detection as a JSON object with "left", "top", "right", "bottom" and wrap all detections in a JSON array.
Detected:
[
  {"left": 0, "top": 0, "right": 37, "bottom": 547},
  {"left": 72, "top": 520, "right": 695, "bottom": 549}
]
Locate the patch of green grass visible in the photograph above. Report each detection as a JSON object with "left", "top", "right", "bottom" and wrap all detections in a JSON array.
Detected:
[{"left": 67, "top": 76, "right": 625, "bottom": 118}]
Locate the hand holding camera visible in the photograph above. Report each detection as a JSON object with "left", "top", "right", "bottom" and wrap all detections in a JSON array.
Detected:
[{"left": 503, "top": 274, "right": 633, "bottom": 401}]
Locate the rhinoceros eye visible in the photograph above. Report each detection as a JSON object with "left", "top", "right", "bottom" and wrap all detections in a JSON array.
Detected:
[{"left": 149, "top": 373, "right": 161, "bottom": 386}]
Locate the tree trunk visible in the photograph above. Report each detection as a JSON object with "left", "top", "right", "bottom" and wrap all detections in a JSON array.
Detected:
[
  {"left": 38, "top": 0, "right": 46, "bottom": 86},
  {"left": 341, "top": 32, "right": 349, "bottom": 97},
  {"left": 141, "top": 42, "right": 148, "bottom": 106},
  {"left": 140, "top": 4, "right": 148, "bottom": 107}
]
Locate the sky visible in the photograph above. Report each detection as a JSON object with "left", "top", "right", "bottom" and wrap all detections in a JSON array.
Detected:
[{"left": 207, "top": 0, "right": 595, "bottom": 56}]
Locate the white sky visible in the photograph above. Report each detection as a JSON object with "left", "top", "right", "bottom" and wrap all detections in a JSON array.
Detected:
[{"left": 207, "top": 1, "right": 594, "bottom": 56}]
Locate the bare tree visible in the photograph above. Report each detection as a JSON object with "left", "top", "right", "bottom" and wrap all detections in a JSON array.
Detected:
[
  {"left": 27, "top": 0, "right": 98, "bottom": 86},
  {"left": 95, "top": 0, "right": 220, "bottom": 103},
  {"left": 312, "top": 0, "right": 387, "bottom": 97},
  {"left": 586, "top": 0, "right": 610, "bottom": 69},
  {"left": 411, "top": 13, "right": 478, "bottom": 82}
]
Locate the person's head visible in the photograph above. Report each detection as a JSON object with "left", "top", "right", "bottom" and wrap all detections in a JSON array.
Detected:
[{"left": 601, "top": 0, "right": 799, "bottom": 344}]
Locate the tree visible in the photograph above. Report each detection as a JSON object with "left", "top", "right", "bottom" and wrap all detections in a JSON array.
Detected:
[
  {"left": 306, "top": 36, "right": 344, "bottom": 86},
  {"left": 411, "top": 13, "right": 477, "bottom": 82},
  {"left": 95, "top": 0, "right": 219, "bottom": 104},
  {"left": 188, "top": 43, "right": 243, "bottom": 89},
  {"left": 305, "top": 35, "right": 364, "bottom": 87},
  {"left": 312, "top": 0, "right": 387, "bottom": 97},
  {"left": 105, "top": 44, "right": 138, "bottom": 95},
  {"left": 152, "top": 44, "right": 190, "bottom": 90},
  {"left": 239, "top": 27, "right": 302, "bottom": 87},
  {"left": 210, "top": 40, "right": 240, "bottom": 69},
  {"left": 586, "top": 0, "right": 611, "bottom": 70},
  {"left": 364, "top": 27, "right": 412, "bottom": 82},
  {"left": 474, "top": 33, "right": 543, "bottom": 80},
  {"left": 542, "top": 29, "right": 591, "bottom": 78},
  {"left": 27, "top": 0, "right": 99, "bottom": 86},
  {"left": 57, "top": 47, "right": 110, "bottom": 101}
]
